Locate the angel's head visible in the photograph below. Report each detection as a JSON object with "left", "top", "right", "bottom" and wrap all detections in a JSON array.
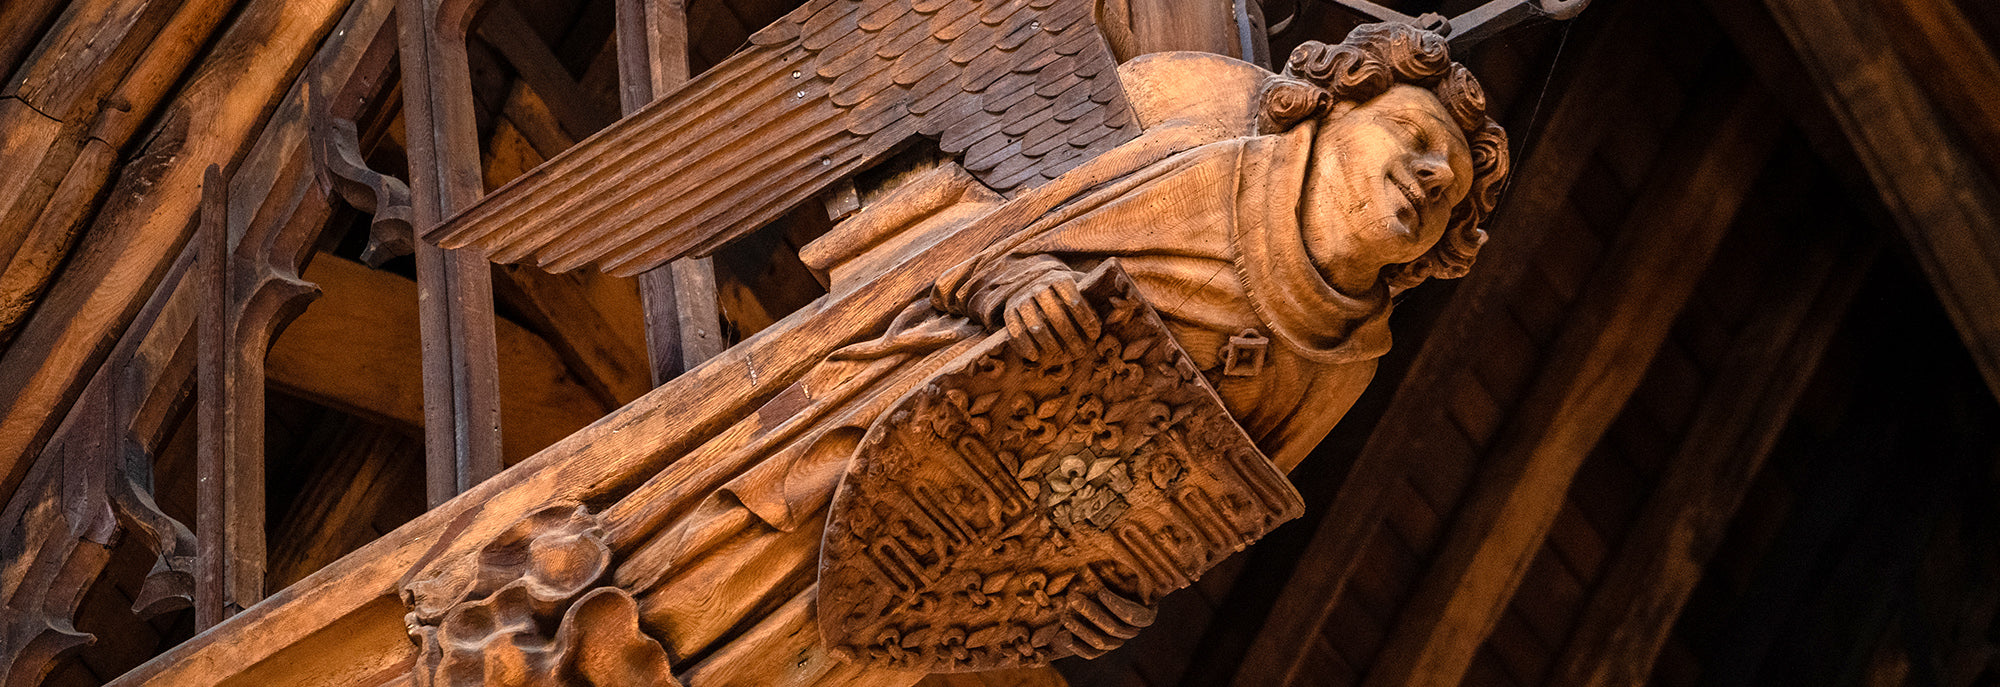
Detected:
[{"left": 1258, "top": 23, "right": 1511, "bottom": 294}]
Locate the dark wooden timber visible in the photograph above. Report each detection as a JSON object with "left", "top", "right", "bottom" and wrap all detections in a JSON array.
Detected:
[{"left": 399, "top": 0, "right": 506, "bottom": 505}]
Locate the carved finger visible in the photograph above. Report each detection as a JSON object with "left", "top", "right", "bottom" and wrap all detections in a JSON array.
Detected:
[
  {"left": 1005, "top": 306, "right": 1041, "bottom": 362},
  {"left": 1054, "top": 276, "right": 1100, "bottom": 341},
  {"left": 1035, "top": 287, "right": 1088, "bottom": 360},
  {"left": 1023, "top": 310, "right": 1064, "bottom": 363}
]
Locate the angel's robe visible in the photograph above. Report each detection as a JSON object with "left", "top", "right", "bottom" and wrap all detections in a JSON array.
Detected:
[{"left": 932, "top": 120, "right": 1390, "bottom": 473}]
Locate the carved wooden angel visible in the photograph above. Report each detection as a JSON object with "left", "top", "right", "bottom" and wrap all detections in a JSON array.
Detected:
[{"left": 402, "top": 22, "right": 1508, "bottom": 687}]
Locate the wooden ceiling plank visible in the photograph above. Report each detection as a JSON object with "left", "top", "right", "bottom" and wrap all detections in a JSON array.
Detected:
[
  {"left": 617, "top": 0, "right": 728, "bottom": 384},
  {"left": 1752, "top": 0, "right": 2000, "bottom": 401},
  {"left": 1543, "top": 202, "right": 1879, "bottom": 687},
  {"left": 1357, "top": 76, "right": 1782, "bottom": 687},
  {"left": 1224, "top": 2, "right": 1666, "bottom": 682}
]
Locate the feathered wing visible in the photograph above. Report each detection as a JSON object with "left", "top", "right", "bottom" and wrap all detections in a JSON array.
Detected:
[{"left": 426, "top": 0, "right": 1137, "bottom": 277}]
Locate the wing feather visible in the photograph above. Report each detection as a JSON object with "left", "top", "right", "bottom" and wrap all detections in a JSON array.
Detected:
[{"left": 426, "top": 0, "right": 1138, "bottom": 275}]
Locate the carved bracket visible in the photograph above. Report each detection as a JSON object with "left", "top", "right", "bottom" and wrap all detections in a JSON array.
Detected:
[
  {"left": 310, "top": 91, "right": 415, "bottom": 267},
  {"left": 402, "top": 503, "right": 680, "bottom": 687}
]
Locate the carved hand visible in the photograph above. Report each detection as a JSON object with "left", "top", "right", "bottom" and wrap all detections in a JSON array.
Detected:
[{"left": 1002, "top": 270, "right": 1103, "bottom": 364}]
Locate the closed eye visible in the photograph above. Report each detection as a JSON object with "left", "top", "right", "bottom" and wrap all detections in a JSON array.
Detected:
[{"left": 1386, "top": 115, "right": 1434, "bottom": 149}]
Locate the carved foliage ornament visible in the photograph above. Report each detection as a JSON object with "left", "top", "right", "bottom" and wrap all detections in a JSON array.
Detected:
[
  {"left": 402, "top": 504, "right": 679, "bottom": 687},
  {"left": 818, "top": 263, "right": 1305, "bottom": 672}
]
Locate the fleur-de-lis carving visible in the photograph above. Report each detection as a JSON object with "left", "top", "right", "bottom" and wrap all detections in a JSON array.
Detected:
[{"left": 1069, "top": 396, "right": 1123, "bottom": 451}]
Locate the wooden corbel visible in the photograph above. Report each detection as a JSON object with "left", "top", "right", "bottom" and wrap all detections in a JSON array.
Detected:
[
  {"left": 312, "top": 102, "right": 416, "bottom": 267},
  {"left": 1, "top": 0, "right": 407, "bottom": 680},
  {"left": 0, "top": 250, "right": 201, "bottom": 687}
]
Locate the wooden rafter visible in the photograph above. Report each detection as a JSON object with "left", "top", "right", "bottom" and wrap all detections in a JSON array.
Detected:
[
  {"left": 0, "top": 0, "right": 357, "bottom": 507},
  {"left": 475, "top": 0, "right": 617, "bottom": 140},
  {"left": 1543, "top": 199, "right": 1879, "bottom": 687},
  {"left": 1752, "top": 0, "right": 2000, "bottom": 401},
  {"left": 1359, "top": 75, "right": 1781, "bottom": 687}
]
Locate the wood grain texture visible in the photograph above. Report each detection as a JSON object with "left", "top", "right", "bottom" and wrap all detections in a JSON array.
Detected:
[
  {"left": 399, "top": 0, "right": 506, "bottom": 505},
  {"left": 426, "top": 0, "right": 1138, "bottom": 277},
  {"left": 1757, "top": 0, "right": 2000, "bottom": 401},
  {"left": 1358, "top": 77, "right": 1780, "bottom": 687},
  {"left": 1542, "top": 188, "right": 1877, "bottom": 687},
  {"left": 0, "top": 0, "right": 239, "bottom": 347},
  {"left": 0, "top": 0, "right": 357, "bottom": 508}
]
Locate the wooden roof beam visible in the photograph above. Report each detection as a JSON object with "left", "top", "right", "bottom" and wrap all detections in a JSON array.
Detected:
[
  {"left": 0, "top": 0, "right": 358, "bottom": 506},
  {"left": 267, "top": 255, "right": 609, "bottom": 464},
  {"left": 475, "top": 0, "right": 617, "bottom": 140},
  {"left": 1358, "top": 75, "right": 1782, "bottom": 687},
  {"left": 1748, "top": 0, "right": 2000, "bottom": 401}
]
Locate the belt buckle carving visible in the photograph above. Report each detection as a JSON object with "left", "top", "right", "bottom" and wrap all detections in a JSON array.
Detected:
[{"left": 1221, "top": 328, "right": 1269, "bottom": 378}]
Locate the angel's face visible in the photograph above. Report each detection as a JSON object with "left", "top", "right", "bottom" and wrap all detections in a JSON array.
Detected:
[{"left": 1301, "top": 84, "right": 1473, "bottom": 294}]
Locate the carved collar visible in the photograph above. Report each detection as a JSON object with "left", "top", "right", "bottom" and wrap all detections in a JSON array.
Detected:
[{"left": 1231, "top": 123, "right": 1394, "bottom": 365}]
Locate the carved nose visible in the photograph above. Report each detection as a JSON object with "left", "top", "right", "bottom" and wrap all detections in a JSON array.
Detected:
[{"left": 1412, "top": 156, "right": 1452, "bottom": 200}]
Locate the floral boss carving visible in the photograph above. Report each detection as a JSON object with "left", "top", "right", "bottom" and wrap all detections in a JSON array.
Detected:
[
  {"left": 818, "top": 263, "right": 1305, "bottom": 672},
  {"left": 401, "top": 503, "right": 678, "bottom": 687}
]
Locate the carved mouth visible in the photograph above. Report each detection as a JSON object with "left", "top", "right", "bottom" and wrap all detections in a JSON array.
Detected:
[{"left": 1388, "top": 174, "right": 1424, "bottom": 236}]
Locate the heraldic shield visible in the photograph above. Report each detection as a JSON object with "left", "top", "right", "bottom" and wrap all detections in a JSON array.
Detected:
[{"left": 818, "top": 262, "right": 1306, "bottom": 672}]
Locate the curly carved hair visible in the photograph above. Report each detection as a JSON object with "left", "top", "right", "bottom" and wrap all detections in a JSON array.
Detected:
[{"left": 1259, "top": 23, "right": 1512, "bottom": 291}]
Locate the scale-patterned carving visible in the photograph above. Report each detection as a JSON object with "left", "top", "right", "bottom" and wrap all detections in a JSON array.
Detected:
[
  {"left": 756, "top": 0, "right": 1138, "bottom": 191},
  {"left": 818, "top": 263, "right": 1304, "bottom": 672}
]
